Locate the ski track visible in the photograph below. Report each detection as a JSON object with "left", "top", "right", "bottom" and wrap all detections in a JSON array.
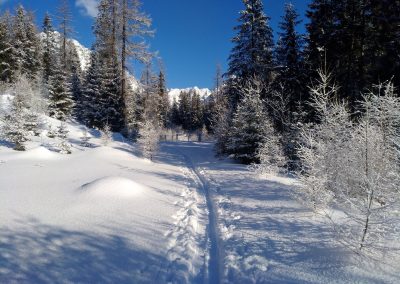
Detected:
[
  {"left": 162, "top": 166, "right": 207, "bottom": 284},
  {"left": 179, "top": 152, "right": 223, "bottom": 284}
]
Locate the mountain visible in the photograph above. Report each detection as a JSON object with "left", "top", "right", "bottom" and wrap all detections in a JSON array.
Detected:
[
  {"left": 168, "top": 87, "right": 212, "bottom": 102},
  {"left": 70, "top": 39, "right": 91, "bottom": 72}
]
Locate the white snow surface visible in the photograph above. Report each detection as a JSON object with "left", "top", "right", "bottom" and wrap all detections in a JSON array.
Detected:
[{"left": 0, "top": 116, "right": 399, "bottom": 283}]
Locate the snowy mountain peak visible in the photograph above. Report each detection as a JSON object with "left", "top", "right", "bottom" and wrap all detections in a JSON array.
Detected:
[{"left": 168, "top": 87, "right": 212, "bottom": 102}]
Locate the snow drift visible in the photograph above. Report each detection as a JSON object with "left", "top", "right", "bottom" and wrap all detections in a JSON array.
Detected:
[{"left": 80, "top": 176, "right": 145, "bottom": 198}]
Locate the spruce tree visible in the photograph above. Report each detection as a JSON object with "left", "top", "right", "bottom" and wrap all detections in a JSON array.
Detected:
[
  {"left": 82, "top": 50, "right": 102, "bottom": 127},
  {"left": 0, "top": 14, "right": 13, "bottom": 82},
  {"left": 275, "top": 3, "right": 306, "bottom": 117},
  {"left": 227, "top": 79, "right": 271, "bottom": 164},
  {"left": 24, "top": 11, "right": 41, "bottom": 80},
  {"left": 190, "top": 91, "right": 204, "bottom": 133},
  {"left": 41, "top": 13, "right": 57, "bottom": 86},
  {"left": 48, "top": 57, "right": 74, "bottom": 121},
  {"left": 227, "top": 0, "right": 274, "bottom": 108},
  {"left": 157, "top": 69, "right": 169, "bottom": 127}
]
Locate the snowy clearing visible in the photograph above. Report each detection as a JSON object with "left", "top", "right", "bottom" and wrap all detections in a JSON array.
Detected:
[{"left": 0, "top": 119, "right": 399, "bottom": 283}]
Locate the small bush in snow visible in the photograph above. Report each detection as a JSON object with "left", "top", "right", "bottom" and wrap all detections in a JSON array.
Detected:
[
  {"left": 137, "top": 120, "right": 159, "bottom": 161},
  {"left": 57, "top": 122, "right": 71, "bottom": 154},
  {"left": 100, "top": 123, "right": 112, "bottom": 146},
  {"left": 80, "top": 128, "right": 92, "bottom": 147},
  {"left": 47, "top": 124, "right": 57, "bottom": 138}
]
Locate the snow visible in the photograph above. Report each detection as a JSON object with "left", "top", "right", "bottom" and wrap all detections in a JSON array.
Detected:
[
  {"left": 80, "top": 176, "right": 145, "bottom": 198},
  {"left": 0, "top": 115, "right": 399, "bottom": 283},
  {"left": 70, "top": 39, "right": 91, "bottom": 72}
]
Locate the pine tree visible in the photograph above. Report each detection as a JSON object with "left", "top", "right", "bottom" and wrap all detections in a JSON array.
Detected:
[
  {"left": 57, "top": 122, "right": 71, "bottom": 154},
  {"left": 71, "top": 64, "right": 83, "bottom": 119},
  {"left": 2, "top": 93, "right": 29, "bottom": 151},
  {"left": 170, "top": 98, "right": 180, "bottom": 127},
  {"left": 227, "top": 78, "right": 272, "bottom": 164},
  {"left": 137, "top": 120, "right": 159, "bottom": 161},
  {"left": 48, "top": 57, "right": 74, "bottom": 121},
  {"left": 178, "top": 91, "right": 192, "bottom": 132},
  {"left": 92, "top": 0, "right": 124, "bottom": 131},
  {"left": 24, "top": 11, "right": 41, "bottom": 80},
  {"left": 275, "top": 3, "right": 306, "bottom": 116},
  {"left": 41, "top": 13, "right": 57, "bottom": 86},
  {"left": 1, "top": 75, "right": 37, "bottom": 151},
  {"left": 11, "top": 6, "right": 29, "bottom": 77},
  {"left": 101, "top": 56, "right": 124, "bottom": 130},
  {"left": 227, "top": 0, "right": 274, "bottom": 108},
  {"left": 157, "top": 69, "right": 169, "bottom": 127},
  {"left": 190, "top": 91, "right": 204, "bottom": 133},
  {"left": 368, "top": 0, "right": 400, "bottom": 89},
  {"left": 0, "top": 12, "right": 13, "bottom": 82},
  {"left": 82, "top": 50, "right": 102, "bottom": 127}
]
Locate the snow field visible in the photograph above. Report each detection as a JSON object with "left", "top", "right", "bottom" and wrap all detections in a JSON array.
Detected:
[{"left": 0, "top": 118, "right": 208, "bottom": 283}]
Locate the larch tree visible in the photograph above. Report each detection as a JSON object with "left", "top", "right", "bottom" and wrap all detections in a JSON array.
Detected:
[{"left": 119, "top": 0, "right": 153, "bottom": 119}]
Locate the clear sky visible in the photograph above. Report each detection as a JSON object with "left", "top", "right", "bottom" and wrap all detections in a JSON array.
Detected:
[{"left": 0, "top": 0, "right": 310, "bottom": 89}]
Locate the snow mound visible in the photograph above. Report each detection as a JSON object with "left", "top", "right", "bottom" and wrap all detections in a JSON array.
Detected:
[
  {"left": 81, "top": 177, "right": 145, "bottom": 198},
  {"left": 15, "top": 146, "right": 58, "bottom": 160}
]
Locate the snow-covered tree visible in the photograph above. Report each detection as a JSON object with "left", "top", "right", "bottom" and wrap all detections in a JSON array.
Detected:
[
  {"left": 297, "top": 72, "right": 400, "bottom": 253},
  {"left": 1, "top": 75, "right": 39, "bottom": 150},
  {"left": 0, "top": 13, "right": 13, "bottom": 82},
  {"left": 48, "top": 57, "right": 74, "bottom": 121},
  {"left": 41, "top": 13, "right": 57, "bottom": 86},
  {"left": 81, "top": 50, "right": 102, "bottom": 127},
  {"left": 57, "top": 122, "right": 71, "bottom": 154},
  {"left": 275, "top": 3, "right": 306, "bottom": 117},
  {"left": 227, "top": 0, "right": 275, "bottom": 108},
  {"left": 80, "top": 127, "right": 91, "bottom": 147},
  {"left": 1, "top": 92, "right": 28, "bottom": 151},
  {"left": 227, "top": 78, "right": 272, "bottom": 164},
  {"left": 297, "top": 69, "right": 347, "bottom": 210},
  {"left": 137, "top": 120, "right": 159, "bottom": 160},
  {"left": 100, "top": 123, "right": 113, "bottom": 146},
  {"left": 252, "top": 122, "right": 286, "bottom": 176}
]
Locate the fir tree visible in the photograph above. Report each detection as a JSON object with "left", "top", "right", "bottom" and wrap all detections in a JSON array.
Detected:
[
  {"left": 157, "top": 69, "right": 169, "bottom": 127},
  {"left": 275, "top": 3, "right": 306, "bottom": 117},
  {"left": 227, "top": 78, "right": 271, "bottom": 164},
  {"left": 48, "top": 57, "right": 74, "bottom": 121},
  {"left": 41, "top": 13, "right": 57, "bottom": 86},
  {"left": 0, "top": 13, "right": 13, "bottom": 82},
  {"left": 227, "top": 0, "right": 274, "bottom": 108},
  {"left": 82, "top": 50, "right": 102, "bottom": 127},
  {"left": 190, "top": 91, "right": 204, "bottom": 133}
]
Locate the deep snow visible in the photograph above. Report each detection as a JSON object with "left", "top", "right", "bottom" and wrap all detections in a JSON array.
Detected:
[{"left": 0, "top": 118, "right": 399, "bottom": 283}]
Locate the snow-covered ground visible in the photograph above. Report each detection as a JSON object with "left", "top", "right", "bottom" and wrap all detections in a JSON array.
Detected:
[{"left": 1, "top": 118, "right": 399, "bottom": 283}]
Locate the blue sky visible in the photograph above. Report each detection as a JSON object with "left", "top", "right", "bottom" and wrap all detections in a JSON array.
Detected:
[{"left": 0, "top": 0, "right": 310, "bottom": 88}]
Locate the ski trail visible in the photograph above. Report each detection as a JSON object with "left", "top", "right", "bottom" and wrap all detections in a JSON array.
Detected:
[{"left": 180, "top": 152, "right": 222, "bottom": 284}]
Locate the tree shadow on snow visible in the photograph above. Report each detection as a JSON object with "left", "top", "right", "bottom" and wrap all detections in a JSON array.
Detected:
[{"left": 0, "top": 218, "right": 173, "bottom": 284}]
